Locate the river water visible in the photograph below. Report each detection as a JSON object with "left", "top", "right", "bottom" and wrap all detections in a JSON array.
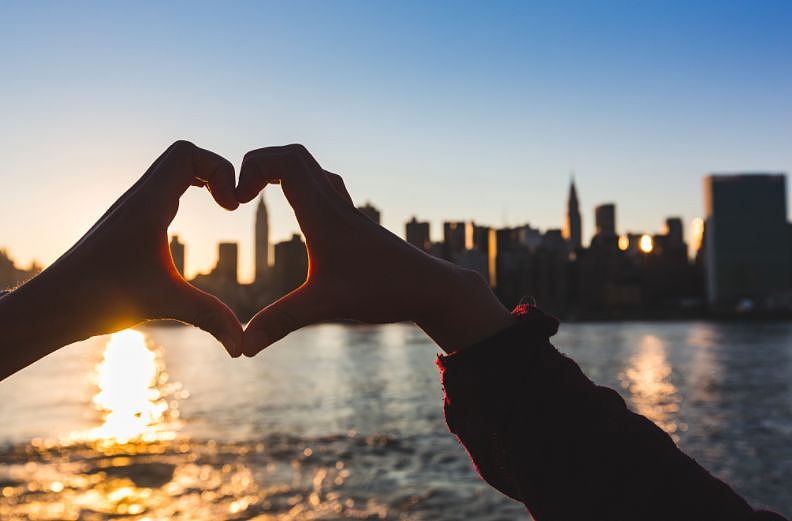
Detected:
[{"left": 0, "top": 321, "right": 790, "bottom": 519}]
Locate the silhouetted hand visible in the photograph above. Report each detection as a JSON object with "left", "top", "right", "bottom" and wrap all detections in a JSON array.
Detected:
[
  {"left": 237, "top": 144, "right": 513, "bottom": 355},
  {"left": 0, "top": 141, "right": 243, "bottom": 379}
]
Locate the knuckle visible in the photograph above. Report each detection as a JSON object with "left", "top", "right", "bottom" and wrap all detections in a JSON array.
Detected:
[
  {"left": 242, "top": 149, "right": 260, "bottom": 163},
  {"left": 285, "top": 143, "right": 308, "bottom": 156},
  {"left": 169, "top": 140, "right": 195, "bottom": 156}
]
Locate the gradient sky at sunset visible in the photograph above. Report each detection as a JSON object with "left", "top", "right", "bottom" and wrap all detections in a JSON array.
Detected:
[{"left": 1, "top": 1, "right": 790, "bottom": 282}]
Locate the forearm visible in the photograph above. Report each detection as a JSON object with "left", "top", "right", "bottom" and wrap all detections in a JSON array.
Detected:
[
  {"left": 438, "top": 307, "right": 786, "bottom": 520},
  {"left": 0, "top": 265, "right": 95, "bottom": 380}
]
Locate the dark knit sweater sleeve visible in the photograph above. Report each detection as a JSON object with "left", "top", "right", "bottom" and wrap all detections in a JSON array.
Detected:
[{"left": 437, "top": 305, "right": 787, "bottom": 521}]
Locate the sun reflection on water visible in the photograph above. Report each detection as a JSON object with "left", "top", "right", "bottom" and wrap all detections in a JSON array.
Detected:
[
  {"left": 88, "top": 330, "right": 180, "bottom": 446},
  {"left": 620, "top": 334, "right": 681, "bottom": 439}
]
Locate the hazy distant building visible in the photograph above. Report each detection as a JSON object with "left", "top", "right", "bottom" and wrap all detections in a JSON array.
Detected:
[
  {"left": 405, "top": 217, "right": 431, "bottom": 251},
  {"left": 255, "top": 194, "right": 270, "bottom": 285},
  {"left": 595, "top": 204, "right": 616, "bottom": 237},
  {"left": 169, "top": 235, "right": 185, "bottom": 276},
  {"left": 704, "top": 173, "right": 791, "bottom": 307},
  {"left": 454, "top": 228, "right": 497, "bottom": 287},
  {"left": 216, "top": 242, "right": 239, "bottom": 284},
  {"left": 0, "top": 249, "right": 41, "bottom": 290},
  {"left": 443, "top": 221, "right": 466, "bottom": 258},
  {"left": 664, "top": 217, "right": 684, "bottom": 250},
  {"left": 274, "top": 234, "right": 309, "bottom": 294},
  {"left": 465, "top": 222, "right": 491, "bottom": 252},
  {"left": 357, "top": 202, "right": 381, "bottom": 225},
  {"left": 563, "top": 177, "right": 582, "bottom": 249},
  {"left": 514, "top": 223, "right": 543, "bottom": 251},
  {"left": 592, "top": 203, "right": 618, "bottom": 250}
]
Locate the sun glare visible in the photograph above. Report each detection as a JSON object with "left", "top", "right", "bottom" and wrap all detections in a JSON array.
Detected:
[
  {"left": 639, "top": 234, "right": 653, "bottom": 254},
  {"left": 89, "top": 330, "right": 176, "bottom": 445}
]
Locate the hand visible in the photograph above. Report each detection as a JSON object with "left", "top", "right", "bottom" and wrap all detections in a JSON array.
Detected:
[
  {"left": 236, "top": 144, "right": 513, "bottom": 355},
  {"left": 0, "top": 141, "right": 243, "bottom": 379}
]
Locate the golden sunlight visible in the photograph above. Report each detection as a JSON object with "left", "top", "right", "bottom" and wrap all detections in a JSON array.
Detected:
[
  {"left": 89, "top": 330, "right": 176, "bottom": 445},
  {"left": 639, "top": 234, "right": 653, "bottom": 254},
  {"left": 620, "top": 335, "right": 679, "bottom": 437},
  {"left": 691, "top": 217, "right": 704, "bottom": 253},
  {"left": 618, "top": 235, "right": 630, "bottom": 251}
]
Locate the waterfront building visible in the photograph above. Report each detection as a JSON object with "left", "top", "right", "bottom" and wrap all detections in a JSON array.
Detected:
[
  {"left": 357, "top": 202, "right": 381, "bottom": 225},
  {"left": 274, "top": 234, "right": 309, "bottom": 294},
  {"left": 405, "top": 217, "right": 431, "bottom": 251},
  {"left": 704, "top": 173, "right": 791, "bottom": 307}
]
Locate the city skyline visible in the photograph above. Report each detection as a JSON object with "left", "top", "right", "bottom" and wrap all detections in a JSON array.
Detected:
[
  {"left": 0, "top": 169, "right": 786, "bottom": 283},
  {"left": 1, "top": 1, "right": 790, "bottom": 281}
]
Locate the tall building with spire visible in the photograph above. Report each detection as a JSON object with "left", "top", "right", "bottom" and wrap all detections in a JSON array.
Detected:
[
  {"left": 563, "top": 176, "right": 582, "bottom": 249},
  {"left": 254, "top": 194, "right": 269, "bottom": 285}
]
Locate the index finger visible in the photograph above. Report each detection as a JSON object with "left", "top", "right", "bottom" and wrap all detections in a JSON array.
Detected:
[
  {"left": 141, "top": 140, "right": 238, "bottom": 210},
  {"left": 236, "top": 144, "right": 339, "bottom": 235}
]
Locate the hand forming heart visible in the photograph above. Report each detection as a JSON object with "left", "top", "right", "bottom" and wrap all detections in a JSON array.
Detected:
[
  {"left": 1, "top": 141, "right": 244, "bottom": 361},
  {"left": 0, "top": 141, "right": 512, "bottom": 380}
]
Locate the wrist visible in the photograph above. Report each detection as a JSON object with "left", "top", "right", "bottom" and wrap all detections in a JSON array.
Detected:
[{"left": 415, "top": 264, "right": 513, "bottom": 354}]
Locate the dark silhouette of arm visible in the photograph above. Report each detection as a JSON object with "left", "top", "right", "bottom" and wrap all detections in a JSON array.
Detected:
[
  {"left": 438, "top": 304, "right": 787, "bottom": 521},
  {"left": 0, "top": 141, "right": 243, "bottom": 380},
  {"left": 236, "top": 144, "right": 786, "bottom": 520}
]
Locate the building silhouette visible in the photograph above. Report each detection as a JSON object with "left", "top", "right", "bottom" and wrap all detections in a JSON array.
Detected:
[
  {"left": 562, "top": 176, "right": 582, "bottom": 249},
  {"left": 405, "top": 217, "right": 431, "bottom": 251},
  {"left": 216, "top": 243, "right": 238, "bottom": 284},
  {"left": 254, "top": 194, "right": 270, "bottom": 285},
  {"left": 190, "top": 242, "right": 242, "bottom": 311},
  {"left": 357, "top": 202, "right": 381, "bottom": 225},
  {"left": 443, "top": 221, "right": 466, "bottom": 258},
  {"left": 591, "top": 203, "right": 618, "bottom": 250},
  {"left": 0, "top": 249, "right": 40, "bottom": 290},
  {"left": 169, "top": 235, "right": 185, "bottom": 276},
  {"left": 664, "top": 217, "right": 684, "bottom": 250},
  {"left": 704, "top": 173, "right": 791, "bottom": 308},
  {"left": 274, "top": 234, "right": 308, "bottom": 295},
  {"left": 595, "top": 203, "right": 616, "bottom": 237}
]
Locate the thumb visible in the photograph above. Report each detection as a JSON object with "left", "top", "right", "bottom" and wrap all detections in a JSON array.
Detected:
[
  {"left": 243, "top": 284, "right": 324, "bottom": 356},
  {"left": 164, "top": 282, "right": 244, "bottom": 357}
]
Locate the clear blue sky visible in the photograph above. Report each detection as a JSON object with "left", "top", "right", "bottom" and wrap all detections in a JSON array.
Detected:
[{"left": 1, "top": 0, "right": 790, "bottom": 281}]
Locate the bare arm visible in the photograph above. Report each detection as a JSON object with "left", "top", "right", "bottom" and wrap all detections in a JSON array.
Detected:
[{"left": 0, "top": 141, "right": 243, "bottom": 380}]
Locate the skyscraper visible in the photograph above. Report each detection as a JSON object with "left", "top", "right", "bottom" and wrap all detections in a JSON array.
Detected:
[
  {"left": 595, "top": 203, "right": 616, "bottom": 237},
  {"left": 216, "top": 242, "right": 238, "bottom": 284},
  {"left": 274, "top": 234, "right": 309, "bottom": 294},
  {"left": 255, "top": 194, "right": 269, "bottom": 285},
  {"left": 562, "top": 176, "right": 582, "bottom": 249},
  {"left": 664, "top": 217, "right": 684, "bottom": 250},
  {"left": 169, "top": 235, "right": 185, "bottom": 276},
  {"left": 357, "top": 202, "right": 381, "bottom": 225},
  {"left": 405, "top": 217, "right": 430, "bottom": 251},
  {"left": 703, "top": 173, "right": 791, "bottom": 307},
  {"left": 443, "top": 221, "right": 466, "bottom": 258}
]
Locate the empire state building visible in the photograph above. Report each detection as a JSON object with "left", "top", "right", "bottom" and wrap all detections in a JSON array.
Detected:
[{"left": 255, "top": 194, "right": 270, "bottom": 285}]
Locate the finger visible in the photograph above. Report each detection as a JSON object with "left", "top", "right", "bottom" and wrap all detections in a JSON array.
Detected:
[
  {"left": 237, "top": 144, "right": 337, "bottom": 235},
  {"left": 242, "top": 284, "right": 325, "bottom": 356},
  {"left": 162, "top": 281, "right": 244, "bottom": 357},
  {"left": 142, "top": 140, "right": 238, "bottom": 210},
  {"left": 323, "top": 170, "right": 354, "bottom": 206},
  {"left": 237, "top": 144, "right": 327, "bottom": 201}
]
